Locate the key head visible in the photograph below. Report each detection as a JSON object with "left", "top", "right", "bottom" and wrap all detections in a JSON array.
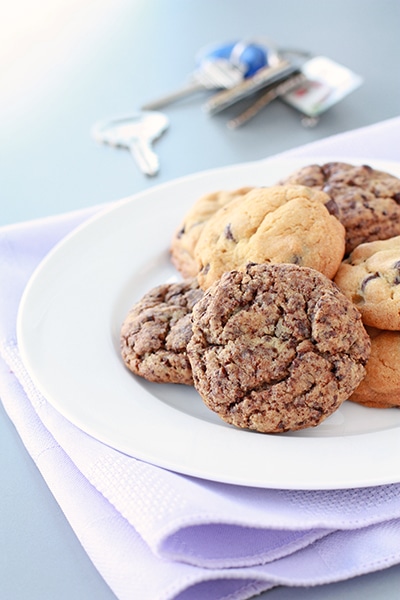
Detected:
[
  {"left": 233, "top": 43, "right": 268, "bottom": 77},
  {"left": 91, "top": 111, "right": 169, "bottom": 149},
  {"left": 196, "top": 40, "right": 269, "bottom": 78},
  {"left": 195, "top": 59, "right": 244, "bottom": 89}
]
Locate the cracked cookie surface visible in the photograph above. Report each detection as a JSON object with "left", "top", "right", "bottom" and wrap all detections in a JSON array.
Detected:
[
  {"left": 187, "top": 263, "right": 370, "bottom": 433},
  {"left": 334, "top": 235, "right": 400, "bottom": 330},
  {"left": 279, "top": 162, "right": 400, "bottom": 254},
  {"left": 170, "top": 187, "right": 253, "bottom": 279},
  {"left": 193, "top": 185, "right": 345, "bottom": 290},
  {"left": 120, "top": 278, "right": 203, "bottom": 385}
]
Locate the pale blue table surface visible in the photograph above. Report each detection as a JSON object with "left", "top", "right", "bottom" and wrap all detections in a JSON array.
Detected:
[{"left": 1, "top": 0, "right": 400, "bottom": 598}]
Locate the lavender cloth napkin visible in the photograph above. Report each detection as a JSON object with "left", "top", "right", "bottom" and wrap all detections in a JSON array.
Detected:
[{"left": 1, "top": 117, "right": 400, "bottom": 600}]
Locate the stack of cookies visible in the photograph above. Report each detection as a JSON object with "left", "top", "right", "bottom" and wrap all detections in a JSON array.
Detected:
[
  {"left": 121, "top": 162, "right": 400, "bottom": 433},
  {"left": 280, "top": 162, "right": 400, "bottom": 410}
]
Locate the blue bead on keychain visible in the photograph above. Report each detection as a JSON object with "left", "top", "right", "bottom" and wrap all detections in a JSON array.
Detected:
[{"left": 196, "top": 40, "right": 269, "bottom": 78}]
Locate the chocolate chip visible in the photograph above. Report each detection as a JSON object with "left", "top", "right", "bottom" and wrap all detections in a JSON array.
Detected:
[
  {"left": 245, "top": 262, "right": 258, "bottom": 271},
  {"left": 393, "top": 193, "right": 400, "bottom": 204},
  {"left": 393, "top": 260, "right": 400, "bottom": 284},
  {"left": 361, "top": 272, "right": 380, "bottom": 291},
  {"left": 291, "top": 255, "right": 302, "bottom": 265},
  {"left": 176, "top": 225, "right": 185, "bottom": 239},
  {"left": 324, "top": 198, "right": 340, "bottom": 218},
  {"left": 361, "top": 164, "right": 373, "bottom": 173},
  {"left": 224, "top": 223, "right": 236, "bottom": 242}
]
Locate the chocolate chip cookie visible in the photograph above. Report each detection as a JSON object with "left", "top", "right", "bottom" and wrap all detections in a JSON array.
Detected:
[
  {"left": 194, "top": 185, "right": 345, "bottom": 290},
  {"left": 334, "top": 235, "right": 400, "bottom": 330},
  {"left": 280, "top": 162, "right": 400, "bottom": 254},
  {"left": 171, "top": 187, "right": 253, "bottom": 278},
  {"left": 350, "top": 326, "right": 400, "bottom": 408},
  {"left": 187, "top": 263, "right": 370, "bottom": 433},
  {"left": 120, "top": 278, "right": 203, "bottom": 385}
]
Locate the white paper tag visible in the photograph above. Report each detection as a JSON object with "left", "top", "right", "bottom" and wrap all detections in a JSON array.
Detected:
[{"left": 282, "top": 55, "right": 363, "bottom": 117}]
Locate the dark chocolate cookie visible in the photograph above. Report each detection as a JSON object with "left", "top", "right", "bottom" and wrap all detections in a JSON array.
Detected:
[
  {"left": 121, "top": 278, "right": 203, "bottom": 385},
  {"left": 280, "top": 162, "right": 400, "bottom": 254},
  {"left": 187, "top": 263, "right": 370, "bottom": 433}
]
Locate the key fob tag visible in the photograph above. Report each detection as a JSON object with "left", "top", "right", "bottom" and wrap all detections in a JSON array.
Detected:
[{"left": 281, "top": 56, "right": 363, "bottom": 117}]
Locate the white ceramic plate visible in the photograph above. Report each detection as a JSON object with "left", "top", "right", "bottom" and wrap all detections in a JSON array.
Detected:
[{"left": 17, "top": 157, "right": 400, "bottom": 490}]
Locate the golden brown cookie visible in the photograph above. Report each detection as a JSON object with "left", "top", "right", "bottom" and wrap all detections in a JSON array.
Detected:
[
  {"left": 187, "top": 263, "right": 370, "bottom": 433},
  {"left": 334, "top": 235, "right": 400, "bottom": 330},
  {"left": 120, "top": 278, "right": 203, "bottom": 385},
  {"left": 279, "top": 162, "right": 400, "bottom": 255},
  {"left": 194, "top": 185, "right": 345, "bottom": 290},
  {"left": 170, "top": 187, "right": 253, "bottom": 278},
  {"left": 350, "top": 327, "right": 400, "bottom": 408}
]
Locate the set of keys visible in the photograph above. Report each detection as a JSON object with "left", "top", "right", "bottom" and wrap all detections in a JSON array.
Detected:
[
  {"left": 141, "top": 39, "right": 306, "bottom": 126},
  {"left": 92, "top": 40, "right": 363, "bottom": 176},
  {"left": 142, "top": 39, "right": 272, "bottom": 111},
  {"left": 92, "top": 39, "right": 292, "bottom": 176}
]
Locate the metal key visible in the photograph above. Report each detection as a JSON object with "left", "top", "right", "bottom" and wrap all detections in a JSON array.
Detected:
[
  {"left": 141, "top": 59, "right": 245, "bottom": 111},
  {"left": 141, "top": 40, "right": 269, "bottom": 111},
  {"left": 91, "top": 112, "right": 169, "bottom": 176},
  {"left": 227, "top": 71, "right": 307, "bottom": 128},
  {"left": 203, "top": 60, "right": 297, "bottom": 115}
]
